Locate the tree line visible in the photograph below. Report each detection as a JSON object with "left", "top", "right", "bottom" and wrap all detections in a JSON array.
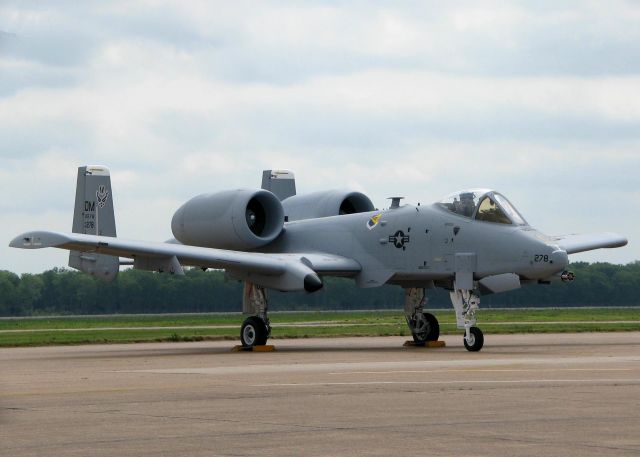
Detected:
[{"left": 0, "top": 261, "right": 638, "bottom": 316}]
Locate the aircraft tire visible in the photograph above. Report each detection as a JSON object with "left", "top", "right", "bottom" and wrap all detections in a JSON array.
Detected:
[
  {"left": 424, "top": 313, "right": 440, "bottom": 341},
  {"left": 241, "top": 316, "right": 269, "bottom": 347},
  {"left": 411, "top": 312, "right": 440, "bottom": 344},
  {"left": 463, "top": 326, "right": 484, "bottom": 352}
]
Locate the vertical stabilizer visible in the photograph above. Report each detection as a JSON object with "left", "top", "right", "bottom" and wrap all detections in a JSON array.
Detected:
[
  {"left": 69, "top": 165, "right": 119, "bottom": 281},
  {"left": 261, "top": 170, "right": 296, "bottom": 201}
]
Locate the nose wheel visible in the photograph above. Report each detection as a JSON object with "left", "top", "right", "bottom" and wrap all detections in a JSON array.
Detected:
[
  {"left": 451, "top": 288, "right": 485, "bottom": 352},
  {"left": 463, "top": 326, "right": 484, "bottom": 352}
]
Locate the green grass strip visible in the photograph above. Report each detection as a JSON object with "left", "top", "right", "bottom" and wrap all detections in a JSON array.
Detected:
[{"left": 0, "top": 309, "right": 638, "bottom": 347}]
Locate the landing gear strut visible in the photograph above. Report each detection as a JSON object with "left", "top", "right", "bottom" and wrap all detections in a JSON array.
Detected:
[
  {"left": 450, "top": 288, "right": 483, "bottom": 351},
  {"left": 241, "top": 282, "right": 271, "bottom": 347},
  {"left": 404, "top": 288, "right": 440, "bottom": 345}
]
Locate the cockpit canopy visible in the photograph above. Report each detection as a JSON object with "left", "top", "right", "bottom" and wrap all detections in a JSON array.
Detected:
[{"left": 438, "top": 189, "right": 527, "bottom": 225}]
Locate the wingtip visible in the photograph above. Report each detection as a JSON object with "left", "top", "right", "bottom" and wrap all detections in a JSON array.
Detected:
[
  {"left": 607, "top": 232, "right": 629, "bottom": 248},
  {"left": 9, "top": 231, "right": 69, "bottom": 249},
  {"left": 9, "top": 233, "right": 36, "bottom": 248}
]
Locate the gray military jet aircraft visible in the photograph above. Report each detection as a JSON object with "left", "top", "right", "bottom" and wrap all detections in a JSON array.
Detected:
[{"left": 10, "top": 166, "right": 628, "bottom": 351}]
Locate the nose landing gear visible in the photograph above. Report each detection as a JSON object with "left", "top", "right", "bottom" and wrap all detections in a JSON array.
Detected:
[
  {"left": 463, "top": 326, "right": 484, "bottom": 352},
  {"left": 450, "top": 288, "right": 484, "bottom": 352}
]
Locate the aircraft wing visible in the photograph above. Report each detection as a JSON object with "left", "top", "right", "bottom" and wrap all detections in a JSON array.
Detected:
[
  {"left": 9, "top": 231, "right": 361, "bottom": 291},
  {"left": 549, "top": 232, "right": 628, "bottom": 255}
]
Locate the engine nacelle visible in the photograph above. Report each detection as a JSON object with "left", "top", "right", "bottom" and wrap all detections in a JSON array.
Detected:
[
  {"left": 282, "top": 190, "right": 375, "bottom": 221},
  {"left": 171, "top": 189, "right": 284, "bottom": 250}
]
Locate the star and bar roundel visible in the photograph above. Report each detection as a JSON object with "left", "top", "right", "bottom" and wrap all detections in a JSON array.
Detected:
[{"left": 389, "top": 230, "right": 410, "bottom": 250}]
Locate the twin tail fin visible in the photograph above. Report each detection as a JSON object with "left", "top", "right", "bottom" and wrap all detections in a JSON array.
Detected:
[{"left": 68, "top": 165, "right": 119, "bottom": 281}]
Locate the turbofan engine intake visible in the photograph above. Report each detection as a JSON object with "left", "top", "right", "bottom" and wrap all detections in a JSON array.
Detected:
[{"left": 171, "top": 189, "right": 284, "bottom": 250}]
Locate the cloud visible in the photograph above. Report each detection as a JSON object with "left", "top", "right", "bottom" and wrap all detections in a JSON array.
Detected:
[{"left": 0, "top": 1, "right": 638, "bottom": 273}]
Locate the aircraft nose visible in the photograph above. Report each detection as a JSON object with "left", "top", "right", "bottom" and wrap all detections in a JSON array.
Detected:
[{"left": 550, "top": 247, "right": 569, "bottom": 271}]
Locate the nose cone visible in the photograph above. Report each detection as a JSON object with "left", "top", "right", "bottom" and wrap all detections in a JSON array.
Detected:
[
  {"left": 550, "top": 248, "right": 569, "bottom": 271},
  {"left": 519, "top": 244, "right": 570, "bottom": 280}
]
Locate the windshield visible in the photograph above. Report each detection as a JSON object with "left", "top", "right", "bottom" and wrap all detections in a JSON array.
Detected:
[
  {"left": 476, "top": 196, "right": 511, "bottom": 224},
  {"left": 493, "top": 193, "right": 527, "bottom": 225}
]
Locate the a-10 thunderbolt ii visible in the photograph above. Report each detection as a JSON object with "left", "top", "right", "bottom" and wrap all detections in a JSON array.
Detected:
[{"left": 11, "top": 166, "right": 628, "bottom": 351}]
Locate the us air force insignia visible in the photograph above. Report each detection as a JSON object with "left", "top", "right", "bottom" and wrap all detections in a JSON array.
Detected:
[
  {"left": 389, "top": 230, "right": 410, "bottom": 250},
  {"left": 96, "top": 185, "right": 109, "bottom": 209},
  {"left": 367, "top": 214, "right": 382, "bottom": 230}
]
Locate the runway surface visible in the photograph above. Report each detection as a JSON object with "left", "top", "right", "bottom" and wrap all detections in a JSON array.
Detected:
[{"left": 1, "top": 333, "right": 639, "bottom": 456}]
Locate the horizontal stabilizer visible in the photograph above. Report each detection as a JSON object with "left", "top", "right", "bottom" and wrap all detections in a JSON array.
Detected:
[{"left": 134, "top": 255, "right": 185, "bottom": 275}]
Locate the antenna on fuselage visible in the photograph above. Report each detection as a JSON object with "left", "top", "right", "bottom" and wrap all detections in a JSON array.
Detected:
[{"left": 388, "top": 197, "right": 404, "bottom": 209}]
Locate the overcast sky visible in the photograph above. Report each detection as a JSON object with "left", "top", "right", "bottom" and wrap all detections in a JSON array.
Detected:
[{"left": 1, "top": 1, "right": 638, "bottom": 274}]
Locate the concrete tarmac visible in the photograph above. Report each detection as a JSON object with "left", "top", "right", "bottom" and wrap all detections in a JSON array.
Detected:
[{"left": 1, "top": 333, "right": 639, "bottom": 456}]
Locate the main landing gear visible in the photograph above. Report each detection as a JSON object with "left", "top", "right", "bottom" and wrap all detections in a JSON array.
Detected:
[
  {"left": 450, "top": 288, "right": 484, "bottom": 352},
  {"left": 240, "top": 282, "right": 271, "bottom": 347},
  {"left": 404, "top": 288, "right": 440, "bottom": 345},
  {"left": 404, "top": 287, "right": 483, "bottom": 351}
]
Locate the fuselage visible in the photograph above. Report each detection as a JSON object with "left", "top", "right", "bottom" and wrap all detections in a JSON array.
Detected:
[{"left": 265, "top": 203, "right": 568, "bottom": 287}]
